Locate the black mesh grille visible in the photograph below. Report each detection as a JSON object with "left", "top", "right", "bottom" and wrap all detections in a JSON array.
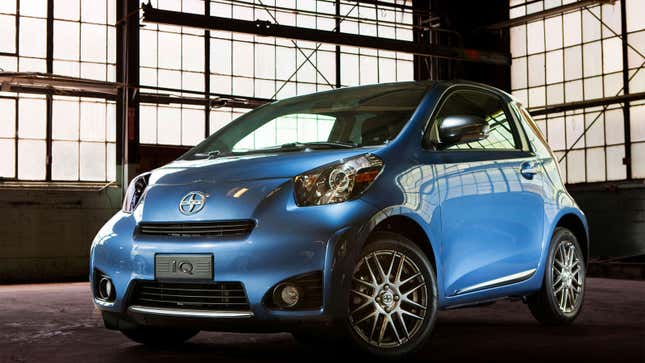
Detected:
[
  {"left": 130, "top": 281, "right": 250, "bottom": 311},
  {"left": 138, "top": 220, "right": 255, "bottom": 237}
]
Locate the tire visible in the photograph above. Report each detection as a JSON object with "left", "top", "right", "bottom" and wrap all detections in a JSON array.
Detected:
[
  {"left": 120, "top": 326, "right": 199, "bottom": 347},
  {"left": 345, "top": 231, "right": 438, "bottom": 359},
  {"left": 528, "top": 227, "right": 586, "bottom": 325}
]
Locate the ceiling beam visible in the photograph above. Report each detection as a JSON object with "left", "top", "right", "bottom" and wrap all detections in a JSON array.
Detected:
[
  {"left": 486, "top": 0, "right": 615, "bottom": 30},
  {"left": 528, "top": 91, "right": 645, "bottom": 116},
  {"left": 141, "top": 4, "right": 510, "bottom": 65}
]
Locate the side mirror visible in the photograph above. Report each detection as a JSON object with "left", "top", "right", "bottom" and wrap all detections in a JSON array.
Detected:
[{"left": 437, "top": 115, "right": 489, "bottom": 149}]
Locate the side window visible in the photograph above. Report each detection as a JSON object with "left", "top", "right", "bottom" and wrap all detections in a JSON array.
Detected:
[{"left": 434, "top": 90, "right": 520, "bottom": 151}]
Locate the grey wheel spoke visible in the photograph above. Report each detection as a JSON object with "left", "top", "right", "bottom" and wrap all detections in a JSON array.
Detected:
[
  {"left": 378, "top": 315, "right": 388, "bottom": 344},
  {"left": 395, "top": 254, "right": 405, "bottom": 283},
  {"left": 386, "top": 253, "right": 397, "bottom": 282},
  {"left": 355, "top": 310, "right": 378, "bottom": 326},
  {"left": 389, "top": 317, "right": 402, "bottom": 344},
  {"left": 369, "top": 312, "right": 379, "bottom": 340},
  {"left": 396, "top": 311, "right": 410, "bottom": 339},
  {"left": 351, "top": 300, "right": 374, "bottom": 315},
  {"left": 353, "top": 277, "right": 375, "bottom": 289},
  {"left": 400, "top": 272, "right": 422, "bottom": 286},
  {"left": 364, "top": 256, "right": 378, "bottom": 284},
  {"left": 350, "top": 249, "right": 429, "bottom": 349},
  {"left": 401, "top": 310, "right": 424, "bottom": 321},
  {"left": 351, "top": 289, "right": 373, "bottom": 300},
  {"left": 403, "top": 282, "right": 426, "bottom": 296},
  {"left": 374, "top": 253, "right": 389, "bottom": 283},
  {"left": 403, "top": 297, "right": 427, "bottom": 310}
]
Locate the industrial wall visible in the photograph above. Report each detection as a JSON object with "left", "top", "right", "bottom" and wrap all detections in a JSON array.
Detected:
[
  {"left": 0, "top": 187, "right": 121, "bottom": 283},
  {"left": 571, "top": 186, "right": 645, "bottom": 258}
]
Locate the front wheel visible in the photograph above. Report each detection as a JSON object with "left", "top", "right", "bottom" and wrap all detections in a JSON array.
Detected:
[
  {"left": 528, "top": 227, "right": 586, "bottom": 325},
  {"left": 120, "top": 326, "right": 199, "bottom": 347},
  {"left": 346, "top": 232, "right": 438, "bottom": 358}
]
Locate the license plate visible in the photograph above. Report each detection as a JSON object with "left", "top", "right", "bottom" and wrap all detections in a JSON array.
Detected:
[{"left": 155, "top": 254, "right": 213, "bottom": 280}]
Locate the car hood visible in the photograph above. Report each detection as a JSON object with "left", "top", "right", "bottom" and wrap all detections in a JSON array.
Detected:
[
  {"left": 139, "top": 148, "right": 379, "bottom": 222},
  {"left": 148, "top": 148, "right": 380, "bottom": 185}
]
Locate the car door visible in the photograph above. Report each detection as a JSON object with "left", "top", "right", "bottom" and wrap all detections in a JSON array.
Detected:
[{"left": 428, "top": 87, "right": 546, "bottom": 298}]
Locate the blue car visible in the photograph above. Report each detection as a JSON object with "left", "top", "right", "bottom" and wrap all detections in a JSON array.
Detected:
[{"left": 90, "top": 81, "right": 588, "bottom": 358}]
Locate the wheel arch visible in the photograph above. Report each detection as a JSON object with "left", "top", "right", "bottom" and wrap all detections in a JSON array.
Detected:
[
  {"left": 365, "top": 214, "right": 438, "bottom": 276},
  {"left": 553, "top": 212, "right": 589, "bottom": 263}
]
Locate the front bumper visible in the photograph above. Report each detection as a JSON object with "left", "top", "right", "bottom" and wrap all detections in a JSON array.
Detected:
[{"left": 90, "top": 191, "right": 378, "bottom": 331}]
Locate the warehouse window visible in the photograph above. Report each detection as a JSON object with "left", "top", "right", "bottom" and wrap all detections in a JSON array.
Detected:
[
  {"left": 0, "top": 0, "right": 116, "bottom": 182},
  {"left": 138, "top": 0, "right": 415, "bottom": 147},
  {"left": 509, "top": 0, "right": 645, "bottom": 183}
]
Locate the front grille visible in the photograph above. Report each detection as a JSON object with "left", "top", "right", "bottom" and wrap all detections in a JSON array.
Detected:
[
  {"left": 139, "top": 220, "right": 255, "bottom": 237},
  {"left": 130, "top": 281, "right": 250, "bottom": 311}
]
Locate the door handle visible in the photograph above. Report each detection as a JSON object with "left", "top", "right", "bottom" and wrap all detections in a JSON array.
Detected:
[{"left": 519, "top": 161, "right": 541, "bottom": 179}]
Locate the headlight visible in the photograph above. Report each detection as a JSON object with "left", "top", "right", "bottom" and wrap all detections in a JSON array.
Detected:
[
  {"left": 122, "top": 172, "right": 151, "bottom": 213},
  {"left": 294, "top": 154, "right": 383, "bottom": 206}
]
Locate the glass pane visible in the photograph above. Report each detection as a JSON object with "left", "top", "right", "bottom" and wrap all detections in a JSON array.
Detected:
[
  {"left": 182, "top": 34, "right": 204, "bottom": 72},
  {"left": 52, "top": 97, "right": 80, "bottom": 140},
  {"left": 566, "top": 149, "right": 585, "bottom": 183},
  {"left": 632, "top": 142, "right": 645, "bottom": 178},
  {"left": 54, "top": 20, "right": 80, "bottom": 61},
  {"left": 80, "top": 142, "right": 105, "bottom": 181},
  {"left": 52, "top": 141, "right": 79, "bottom": 180},
  {"left": 604, "top": 108, "right": 624, "bottom": 145},
  {"left": 606, "top": 144, "right": 626, "bottom": 180},
  {"left": 139, "top": 104, "right": 157, "bottom": 144},
  {"left": 545, "top": 50, "right": 563, "bottom": 84},
  {"left": 18, "top": 139, "right": 46, "bottom": 180},
  {"left": 565, "top": 113, "right": 585, "bottom": 149},
  {"left": 586, "top": 147, "right": 605, "bottom": 182},
  {"left": 19, "top": 17, "right": 46, "bottom": 58},
  {"left": 157, "top": 106, "right": 181, "bottom": 145},
  {"left": 181, "top": 107, "right": 204, "bottom": 146},
  {"left": 544, "top": 16, "right": 562, "bottom": 51},
  {"left": 510, "top": 25, "right": 526, "bottom": 57},
  {"left": 158, "top": 31, "right": 181, "bottom": 69},
  {"left": 0, "top": 139, "right": 15, "bottom": 178},
  {"left": 81, "top": 0, "right": 106, "bottom": 23},
  {"left": 106, "top": 142, "right": 115, "bottom": 181},
  {"left": 18, "top": 97, "right": 46, "bottom": 139},
  {"left": 0, "top": 98, "right": 16, "bottom": 137},
  {"left": 54, "top": 0, "right": 80, "bottom": 20},
  {"left": 0, "top": 15, "right": 16, "bottom": 53},
  {"left": 630, "top": 103, "right": 645, "bottom": 142},
  {"left": 80, "top": 101, "right": 106, "bottom": 141},
  {"left": 81, "top": 23, "right": 107, "bottom": 62},
  {"left": 526, "top": 20, "right": 544, "bottom": 54}
]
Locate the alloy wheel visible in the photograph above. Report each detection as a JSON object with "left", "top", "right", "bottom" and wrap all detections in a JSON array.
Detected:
[
  {"left": 349, "top": 250, "right": 429, "bottom": 348},
  {"left": 552, "top": 240, "right": 583, "bottom": 314}
]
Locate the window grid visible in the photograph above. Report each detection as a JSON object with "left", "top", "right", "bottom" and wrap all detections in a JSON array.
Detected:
[
  {"left": 510, "top": 0, "right": 645, "bottom": 183},
  {"left": 139, "top": 0, "right": 416, "bottom": 147},
  {"left": 0, "top": 0, "right": 117, "bottom": 182}
]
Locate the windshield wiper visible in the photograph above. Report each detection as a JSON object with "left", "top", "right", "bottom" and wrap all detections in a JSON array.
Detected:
[
  {"left": 192, "top": 150, "right": 227, "bottom": 159},
  {"left": 277, "top": 141, "right": 358, "bottom": 150}
]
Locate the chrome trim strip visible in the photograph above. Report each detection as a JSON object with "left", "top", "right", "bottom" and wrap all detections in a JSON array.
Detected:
[
  {"left": 453, "top": 268, "right": 537, "bottom": 296},
  {"left": 128, "top": 305, "right": 254, "bottom": 318}
]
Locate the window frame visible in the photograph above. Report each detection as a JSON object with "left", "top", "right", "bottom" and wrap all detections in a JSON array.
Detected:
[{"left": 423, "top": 85, "right": 532, "bottom": 155}]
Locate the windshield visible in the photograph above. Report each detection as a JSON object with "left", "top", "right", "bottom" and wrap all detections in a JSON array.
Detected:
[{"left": 182, "top": 82, "right": 430, "bottom": 160}]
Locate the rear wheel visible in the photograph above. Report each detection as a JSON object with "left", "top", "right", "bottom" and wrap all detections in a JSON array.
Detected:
[
  {"left": 346, "top": 232, "right": 438, "bottom": 358},
  {"left": 120, "top": 326, "right": 199, "bottom": 347},
  {"left": 528, "top": 227, "right": 586, "bottom": 325}
]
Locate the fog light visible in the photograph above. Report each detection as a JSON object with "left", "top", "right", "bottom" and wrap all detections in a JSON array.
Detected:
[
  {"left": 97, "top": 277, "right": 115, "bottom": 301},
  {"left": 276, "top": 284, "right": 301, "bottom": 307}
]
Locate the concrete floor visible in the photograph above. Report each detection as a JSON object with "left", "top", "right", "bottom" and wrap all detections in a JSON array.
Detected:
[{"left": 0, "top": 278, "right": 643, "bottom": 363}]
